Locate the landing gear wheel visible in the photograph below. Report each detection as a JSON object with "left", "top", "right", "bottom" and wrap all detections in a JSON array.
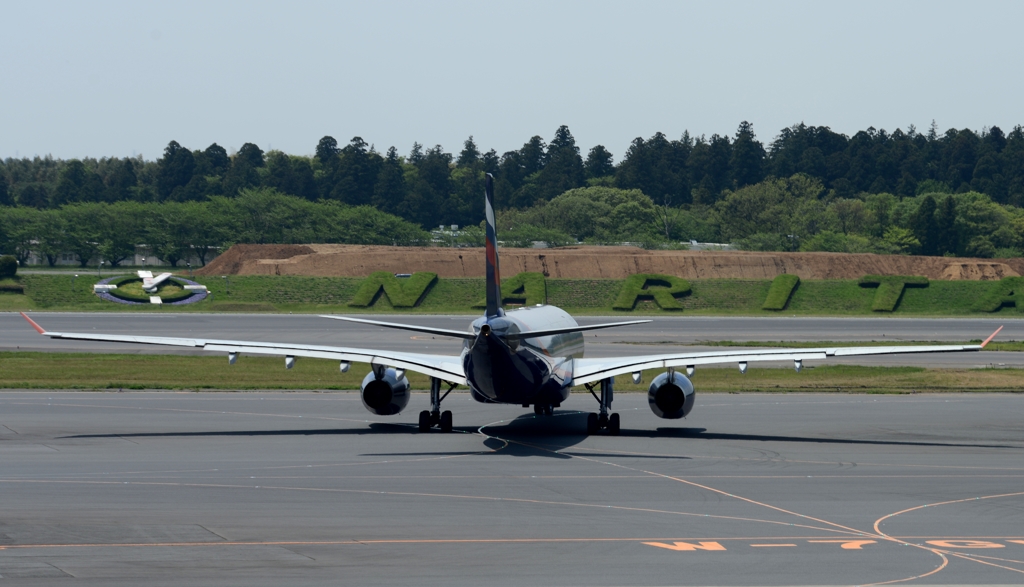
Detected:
[
  {"left": 586, "top": 413, "right": 599, "bottom": 435},
  {"left": 534, "top": 404, "right": 544, "bottom": 415},
  {"left": 607, "top": 413, "right": 620, "bottom": 435},
  {"left": 418, "top": 410, "right": 431, "bottom": 433},
  {"left": 544, "top": 405, "right": 553, "bottom": 416},
  {"left": 440, "top": 410, "right": 453, "bottom": 433}
]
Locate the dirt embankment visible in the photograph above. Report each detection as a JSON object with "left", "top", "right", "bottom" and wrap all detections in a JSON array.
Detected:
[{"left": 196, "top": 244, "right": 1024, "bottom": 281}]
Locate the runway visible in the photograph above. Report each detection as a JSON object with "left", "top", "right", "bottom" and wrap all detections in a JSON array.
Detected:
[
  {"left": 3, "top": 312, "right": 1022, "bottom": 368},
  {"left": 1, "top": 390, "right": 1023, "bottom": 585}
]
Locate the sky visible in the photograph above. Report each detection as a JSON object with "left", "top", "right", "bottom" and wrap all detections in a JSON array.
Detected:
[{"left": 2, "top": 1, "right": 1023, "bottom": 162}]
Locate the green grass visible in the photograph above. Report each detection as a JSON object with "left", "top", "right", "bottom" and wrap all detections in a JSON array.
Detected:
[
  {"left": 1, "top": 351, "right": 1021, "bottom": 393},
  {"left": 7, "top": 273, "right": 1024, "bottom": 316},
  {"left": 761, "top": 274, "right": 799, "bottom": 310}
]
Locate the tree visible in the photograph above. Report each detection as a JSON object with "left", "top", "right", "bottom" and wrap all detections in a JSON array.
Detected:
[
  {"left": 584, "top": 145, "right": 614, "bottom": 179},
  {"left": 372, "top": 147, "right": 407, "bottom": 216},
  {"left": 935, "top": 195, "right": 958, "bottom": 255},
  {"left": 909, "top": 195, "right": 938, "bottom": 255},
  {"left": 148, "top": 202, "right": 192, "bottom": 266},
  {"left": 316, "top": 136, "right": 340, "bottom": 165},
  {"left": 210, "top": 188, "right": 316, "bottom": 245},
  {"left": 264, "top": 151, "right": 317, "bottom": 200},
  {"left": 457, "top": 136, "right": 480, "bottom": 167},
  {"left": 829, "top": 198, "right": 870, "bottom": 235},
  {"left": 688, "top": 134, "right": 732, "bottom": 203},
  {"left": 180, "top": 201, "right": 224, "bottom": 266},
  {"left": 60, "top": 204, "right": 103, "bottom": 266},
  {"left": 406, "top": 145, "right": 451, "bottom": 226},
  {"left": 156, "top": 141, "right": 196, "bottom": 200},
  {"left": 533, "top": 126, "right": 585, "bottom": 202},
  {"left": 0, "top": 168, "right": 11, "bottom": 206},
  {"left": 729, "top": 121, "right": 765, "bottom": 188},
  {"left": 2, "top": 207, "right": 42, "bottom": 265},
  {"left": 329, "top": 137, "right": 382, "bottom": 206},
  {"left": 187, "top": 144, "right": 230, "bottom": 200},
  {"left": 408, "top": 142, "right": 424, "bottom": 165},
  {"left": 53, "top": 160, "right": 103, "bottom": 205},
  {"left": 17, "top": 183, "right": 50, "bottom": 208},
  {"left": 35, "top": 210, "right": 68, "bottom": 266},
  {"left": 223, "top": 143, "right": 264, "bottom": 197},
  {"left": 236, "top": 143, "right": 265, "bottom": 168},
  {"left": 616, "top": 132, "right": 690, "bottom": 206},
  {"left": 104, "top": 157, "right": 138, "bottom": 202},
  {"left": 99, "top": 201, "right": 147, "bottom": 266}
]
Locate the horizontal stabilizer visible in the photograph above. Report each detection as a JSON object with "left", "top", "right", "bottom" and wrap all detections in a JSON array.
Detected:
[
  {"left": 515, "top": 320, "right": 652, "bottom": 339},
  {"left": 323, "top": 315, "right": 651, "bottom": 340},
  {"left": 321, "top": 315, "right": 476, "bottom": 339}
]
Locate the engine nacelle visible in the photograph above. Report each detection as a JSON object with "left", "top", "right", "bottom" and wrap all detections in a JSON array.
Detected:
[
  {"left": 469, "top": 387, "right": 498, "bottom": 403},
  {"left": 360, "top": 368, "right": 411, "bottom": 415},
  {"left": 647, "top": 371, "right": 695, "bottom": 419}
]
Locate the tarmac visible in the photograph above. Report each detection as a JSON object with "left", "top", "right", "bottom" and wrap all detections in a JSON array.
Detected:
[{"left": 1, "top": 390, "right": 1023, "bottom": 585}]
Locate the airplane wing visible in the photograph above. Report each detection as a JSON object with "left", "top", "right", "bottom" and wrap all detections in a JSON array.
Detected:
[
  {"left": 571, "top": 327, "right": 1003, "bottom": 386},
  {"left": 19, "top": 313, "right": 466, "bottom": 384}
]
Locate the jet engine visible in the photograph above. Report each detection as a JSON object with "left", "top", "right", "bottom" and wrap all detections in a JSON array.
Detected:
[
  {"left": 360, "top": 367, "right": 411, "bottom": 415},
  {"left": 647, "top": 371, "right": 695, "bottom": 419}
]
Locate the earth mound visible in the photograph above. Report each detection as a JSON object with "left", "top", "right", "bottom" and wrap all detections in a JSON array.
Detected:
[{"left": 196, "top": 244, "right": 1024, "bottom": 281}]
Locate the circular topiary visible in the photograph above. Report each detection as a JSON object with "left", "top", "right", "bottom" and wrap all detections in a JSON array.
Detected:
[
  {"left": 106, "top": 276, "right": 198, "bottom": 303},
  {"left": 0, "top": 255, "right": 17, "bottom": 279}
]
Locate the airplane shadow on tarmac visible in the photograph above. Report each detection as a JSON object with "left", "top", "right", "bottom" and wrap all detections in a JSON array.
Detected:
[{"left": 63, "top": 411, "right": 1020, "bottom": 456}]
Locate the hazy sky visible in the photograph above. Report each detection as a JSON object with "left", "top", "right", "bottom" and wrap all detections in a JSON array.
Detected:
[{"left": 3, "top": 1, "right": 1022, "bottom": 161}]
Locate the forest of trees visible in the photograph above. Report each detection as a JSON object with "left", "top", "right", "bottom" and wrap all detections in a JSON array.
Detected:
[{"left": 2, "top": 121, "right": 1024, "bottom": 263}]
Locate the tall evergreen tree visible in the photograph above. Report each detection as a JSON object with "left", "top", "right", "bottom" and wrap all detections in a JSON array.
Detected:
[
  {"left": 457, "top": 136, "right": 480, "bottom": 167},
  {"left": 0, "top": 169, "right": 11, "bottom": 206},
  {"left": 534, "top": 126, "right": 585, "bottom": 201},
  {"left": 585, "top": 145, "right": 614, "bottom": 179},
  {"left": 196, "top": 143, "right": 230, "bottom": 176},
  {"left": 910, "top": 195, "right": 939, "bottom": 255},
  {"left": 315, "top": 136, "right": 340, "bottom": 165},
  {"left": 104, "top": 157, "right": 138, "bottom": 202},
  {"left": 223, "top": 143, "right": 263, "bottom": 197},
  {"left": 329, "top": 137, "right": 382, "bottom": 206},
  {"left": 729, "top": 121, "right": 765, "bottom": 188},
  {"left": 408, "top": 142, "right": 424, "bottom": 166},
  {"left": 935, "top": 195, "right": 958, "bottom": 255},
  {"left": 53, "top": 160, "right": 103, "bottom": 205},
  {"left": 264, "top": 151, "right": 317, "bottom": 200},
  {"left": 156, "top": 141, "right": 196, "bottom": 200},
  {"left": 372, "top": 147, "right": 407, "bottom": 215}
]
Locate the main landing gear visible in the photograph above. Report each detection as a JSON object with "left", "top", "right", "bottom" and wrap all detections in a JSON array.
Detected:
[
  {"left": 585, "top": 378, "right": 620, "bottom": 435},
  {"left": 532, "top": 403, "right": 557, "bottom": 416},
  {"left": 419, "top": 377, "right": 457, "bottom": 433}
]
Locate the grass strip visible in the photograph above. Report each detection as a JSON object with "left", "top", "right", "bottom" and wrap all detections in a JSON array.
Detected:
[
  {"left": 1, "top": 352, "right": 1021, "bottom": 393},
  {"left": 5, "top": 274, "right": 1024, "bottom": 317}
]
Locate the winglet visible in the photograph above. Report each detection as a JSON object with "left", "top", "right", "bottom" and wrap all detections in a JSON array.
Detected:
[
  {"left": 980, "top": 325, "right": 1003, "bottom": 348},
  {"left": 484, "top": 173, "right": 503, "bottom": 319},
  {"left": 20, "top": 312, "right": 46, "bottom": 335}
]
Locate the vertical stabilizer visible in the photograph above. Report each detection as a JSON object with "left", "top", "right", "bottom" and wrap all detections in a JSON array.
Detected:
[{"left": 484, "top": 173, "right": 503, "bottom": 318}]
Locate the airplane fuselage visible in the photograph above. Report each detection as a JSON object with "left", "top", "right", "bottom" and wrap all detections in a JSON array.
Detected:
[{"left": 462, "top": 305, "right": 583, "bottom": 406}]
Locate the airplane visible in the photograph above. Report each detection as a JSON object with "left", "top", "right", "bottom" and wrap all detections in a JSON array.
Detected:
[{"left": 20, "top": 174, "right": 1003, "bottom": 435}]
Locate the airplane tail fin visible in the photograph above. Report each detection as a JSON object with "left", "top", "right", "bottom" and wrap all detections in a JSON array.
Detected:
[{"left": 484, "top": 173, "right": 503, "bottom": 318}]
